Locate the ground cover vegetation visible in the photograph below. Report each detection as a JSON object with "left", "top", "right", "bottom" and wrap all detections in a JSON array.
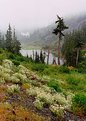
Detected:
[
  {"left": 0, "top": 20, "right": 86, "bottom": 120},
  {"left": 0, "top": 48, "right": 86, "bottom": 120}
]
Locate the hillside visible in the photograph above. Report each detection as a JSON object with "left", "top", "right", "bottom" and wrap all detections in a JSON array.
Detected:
[
  {"left": 0, "top": 49, "right": 86, "bottom": 121},
  {"left": 20, "top": 14, "right": 86, "bottom": 49}
]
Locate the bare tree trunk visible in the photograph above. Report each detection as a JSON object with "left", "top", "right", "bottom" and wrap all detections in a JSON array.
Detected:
[
  {"left": 47, "top": 47, "right": 50, "bottom": 65},
  {"left": 76, "top": 48, "right": 79, "bottom": 66},
  {"left": 58, "top": 34, "right": 61, "bottom": 65},
  {"left": 52, "top": 57, "right": 57, "bottom": 65},
  {"left": 33, "top": 50, "right": 34, "bottom": 61}
]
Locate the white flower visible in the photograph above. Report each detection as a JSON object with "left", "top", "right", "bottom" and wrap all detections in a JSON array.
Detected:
[
  {"left": 13, "top": 73, "right": 28, "bottom": 83},
  {"left": 26, "top": 87, "right": 37, "bottom": 96},
  {"left": 50, "top": 104, "right": 64, "bottom": 117},
  {"left": 3, "top": 73, "right": 11, "bottom": 82},
  {"left": 7, "top": 84, "right": 20, "bottom": 93},
  {"left": 0, "top": 65, "right": 3, "bottom": 70},
  {"left": 42, "top": 85, "right": 51, "bottom": 93},
  {"left": 10, "top": 76, "right": 20, "bottom": 83},
  {"left": 53, "top": 93, "right": 68, "bottom": 105},
  {"left": 34, "top": 99, "right": 44, "bottom": 110},
  {"left": 2, "top": 59, "right": 13, "bottom": 69},
  {"left": 0, "top": 77, "right": 5, "bottom": 83}
]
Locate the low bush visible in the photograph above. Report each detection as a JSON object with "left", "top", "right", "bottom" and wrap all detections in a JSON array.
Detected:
[
  {"left": 0, "top": 78, "right": 5, "bottom": 84},
  {"left": 13, "top": 73, "right": 28, "bottom": 83},
  {"left": 12, "top": 60, "right": 20, "bottom": 66},
  {"left": 7, "top": 84, "right": 20, "bottom": 93},
  {"left": 22, "top": 83, "right": 30, "bottom": 90},
  {"left": 37, "top": 92, "right": 54, "bottom": 105},
  {"left": 31, "top": 63, "right": 48, "bottom": 72},
  {"left": 26, "top": 87, "right": 37, "bottom": 96},
  {"left": 72, "top": 94, "right": 86, "bottom": 115},
  {"left": 8, "top": 53, "right": 16, "bottom": 59},
  {"left": 2, "top": 59, "right": 13, "bottom": 69},
  {"left": 47, "top": 80, "right": 62, "bottom": 92},
  {"left": 66, "top": 76, "right": 79, "bottom": 86},
  {"left": 34, "top": 99, "right": 44, "bottom": 110},
  {"left": 9, "top": 53, "right": 33, "bottom": 63},
  {"left": 53, "top": 93, "right": 68, "bottom": 105},
  {"left": 11, "top": 76, "right": 20, "bottom": 84},
  {"left": 43, "top": 66, "right": 58, "bottom": 75},
  {"left": 77, "top": 51, "right": 86, "bottom": 73},
  {"left": 50, "top": 104, "right": 64, "bottom": 117},
  {"left": 58, "top": 66, "right": 70, "bottom": 73}
]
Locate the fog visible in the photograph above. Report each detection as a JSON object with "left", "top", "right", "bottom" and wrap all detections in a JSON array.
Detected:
[{"left": 0, "top": 0, "right": 86, "bottom": 31}]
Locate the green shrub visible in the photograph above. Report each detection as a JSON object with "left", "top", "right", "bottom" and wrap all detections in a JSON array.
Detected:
[
  {"left": 78, "top": 51, "right": 86, "bottom": 73},
  {"left": 66, "top": 76, "right": 79, "bottom": 85},
  {"left": 8, "top": 53, "right": 31, "bottom": 63},
  {"left": 13, "top": 73, "right": 28, "bottom": 84},
  {"left": 7, "top": 84, "right": 20, "bottom": 93},
  {"left": 0, "top": 78, "right": 5, "bottom": 83},
  {"left": 78, "top": 68, "right": 86, "bottom": 73},
  {"left": 11, "top": 76, "right": 20, "bottom": 84},
  {"left": 58, "top": 66, "right": 70, "bottom": 73},
  {"left": 26, "top": 87, "right": 37, "bottom": 96},
  {"left": 0, "top": 48, "right": 4, "bottom": 54},
  {"left": 12, "top": 60, "right": 20, "bottom": 66},
  {"left": 34, "top": 99, "right": 44, "bottom": 110},
  {"left": 78, "top": 60, "right": 86, "bottom": 73},
  {"left": 50, "top": 104, "right": 64, "bottom": 117},
  {"left": 8, "top": 54, "right": 15, "bottom": 59},
  {"left": 42, "top": 68, "right": 51, "bottom": 75},
  {"left": 2, "top": 59, "right": 13, "bottom": 69},
  {"left": 31, "top": 63, "right": 48, "bottom": 72},
  {"left": 43, "top": 66, "right": 58, "bottom": 75},
  {"left": 72, "top": 94, "right": 86, "bottom": 115},
  {"left": 47, "top": 80, "right": 62, "bottom": 92}
]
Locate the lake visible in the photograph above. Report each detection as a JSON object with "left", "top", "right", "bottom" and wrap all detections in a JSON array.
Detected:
[{"left": 20, "top": 49, "right": 63, "bottom": 65}]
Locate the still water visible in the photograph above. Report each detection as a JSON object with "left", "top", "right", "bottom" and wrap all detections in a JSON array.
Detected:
[{"left": 20, "top": 49, "right": 63, "bottom": 65}]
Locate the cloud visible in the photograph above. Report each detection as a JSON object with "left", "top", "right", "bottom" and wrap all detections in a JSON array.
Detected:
[{"left": 0, "top": 0, "right": 86, "bottom": 30}]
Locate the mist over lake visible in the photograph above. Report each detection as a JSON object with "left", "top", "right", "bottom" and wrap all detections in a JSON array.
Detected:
[{"left": 20, "top": 49, "right": 63, "bottom": 65}]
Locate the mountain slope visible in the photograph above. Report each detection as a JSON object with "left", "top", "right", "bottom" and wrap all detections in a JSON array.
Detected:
[{"left": 20, "top": 14, "right": 86, "bottom": 49}]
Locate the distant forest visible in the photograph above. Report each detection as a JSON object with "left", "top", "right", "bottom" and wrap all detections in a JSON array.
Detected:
[{"left": 0, "top": 24, "right": 21, "bottom": 54}]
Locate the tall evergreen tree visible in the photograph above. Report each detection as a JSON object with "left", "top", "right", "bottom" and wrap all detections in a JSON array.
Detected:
[
  {"left": 53, "top": 15, "right": 68, "bottom": 65},
  {"left": 62, "top": 30, "right": 84, "bottom": 66},
  {"left": 35, "top": 51, "right": 40, "bottom": 63},
  {"left": 5, "top": 24, "right": 13, "bottom": 52},
  {"left": 40, "top": 50, "right": 45, "bottom": 63},
  {"left": 2, "top": 35, "right": 5, "bottom": 49},
  {"left": 5, "top": 25, "right": 21, "bottom": 54},
  {"left": 46, "top": 46, "right": 50, "bottom": 65},
  {"left": 33, "top": 50, "right": 35, "bottom": 60},
  {"left": 12, "top": 28, "right": 21, "bottom": 54},
  {"left": 0, "top": 32, "right": 2, "bottom": 48},
  {"left": 62, "top": 32, "right": 76, "bottom": 66},
  {"left": 42, "top": 46, "right": 50, "bottom": 64},
  {"left": 0, "top": 33, "right": 5, "bottom": 49},
  {"left": 73, "top": 31, "right": 84, "bottom": 66}
]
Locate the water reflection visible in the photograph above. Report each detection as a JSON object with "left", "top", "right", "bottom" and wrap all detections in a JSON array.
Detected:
[{"left": 20, "top": 49, "right": 63, "bottom": 65}]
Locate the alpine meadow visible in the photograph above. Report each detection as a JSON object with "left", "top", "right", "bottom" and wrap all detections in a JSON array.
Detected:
[{"left": 0, "top": 0, "right": 86, "bottom": 121}]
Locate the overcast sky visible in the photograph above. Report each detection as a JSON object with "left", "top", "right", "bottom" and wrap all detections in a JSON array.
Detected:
[{"left": 0, "top": 0, "right": 86, "bottom": 31}]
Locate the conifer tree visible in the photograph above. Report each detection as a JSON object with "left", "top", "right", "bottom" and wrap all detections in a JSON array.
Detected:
[
  {"left": 33, "top": 50, "right": 35, "bottom": 60},
  {"left": 62, "top": 30, "right": 84, "bottom": 66},
  {"left": 2, "top": 35, "right": 5, "bottom": 49},
  {"left": 35, "top": 51, "right": 40, "bottom": 63},
  {"left": 5, "top": 25, "right": 21, "bottom": 54},
  {"left": 0, "top": 32, "right": 2, "bottom": 48},
  {"left": 40, "top": 50, "right": 45, "bottom": 63},
  {"left": 12, "top": 28, "right": 21, "bottom": 54},
  {"left": 5, "top": 24, "right": 13, "bottom": 52},
  {"left": 0, "top": 33, "right": 5, "bottom": 49},
  {"left": 53, "top": 15, "right": 68, "bottom": 65}
]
